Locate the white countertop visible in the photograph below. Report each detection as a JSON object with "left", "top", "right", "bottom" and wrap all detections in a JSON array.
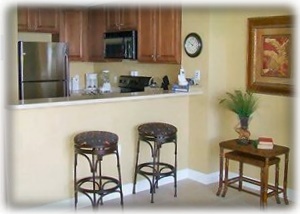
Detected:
[{"left": 8, "top": 87, "right": 203, "bottom": 110}]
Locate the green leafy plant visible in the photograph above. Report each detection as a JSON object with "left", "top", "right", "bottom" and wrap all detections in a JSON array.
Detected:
[{"left": 219, "top": 90, "right": 259, "bottom": 118}]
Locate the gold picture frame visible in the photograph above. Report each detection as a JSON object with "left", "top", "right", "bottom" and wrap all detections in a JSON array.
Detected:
[{"left": 247, "top": 16, "right": 294, "bottom": 96}]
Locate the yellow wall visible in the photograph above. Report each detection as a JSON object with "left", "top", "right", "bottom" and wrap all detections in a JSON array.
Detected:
[{"left": 183, "top": 7, "right": 295, "bottom": 186}]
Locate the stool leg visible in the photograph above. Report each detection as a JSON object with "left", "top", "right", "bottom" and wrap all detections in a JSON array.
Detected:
[
  {"left": 92, "top": 154, "right": 97, "bottom": 208},
  {"left": 238, "top": 161, "right": 243, "bottom": 191},
  {"left": 116, "top": 150, "right": 124, "bottom": 206},
  {"left": 98, "top": 156, "right": 103, "bottom": 206},
  {"left": 151, "top": 142, "right": 158, "bottom": 203},
  {"left": 132, "top": 138, "right": 141, "bottom": 194},
  {"left": 275, "top": 162, "right": 281, "bottom": 204},
  {"left": 221, "top": 157, "right": 229, "bottom": 197},
  {"left": 155, "top": 144, "right": 161, "bottom": 189},
  {"left": 74, "top": 152, "right": 78, "bottom": 209},
  {"left": 174, "top": 138, "right": 177, "bottom": 197}
]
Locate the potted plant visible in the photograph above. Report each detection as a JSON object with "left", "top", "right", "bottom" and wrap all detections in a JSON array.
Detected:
[{"left": 219, "top": 90, "right": 259, "bottom": 144}]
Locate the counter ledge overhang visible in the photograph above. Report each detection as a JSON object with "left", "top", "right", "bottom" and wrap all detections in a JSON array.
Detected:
[{"left": 7, "top": 87, "right": 203, "bottom": 110}]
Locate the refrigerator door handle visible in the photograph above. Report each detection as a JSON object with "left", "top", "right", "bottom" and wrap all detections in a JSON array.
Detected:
[
  {"left": 65, "top": 52, "right": 70, "bottom": 96},
  {"left": 19, "top": 42, "right": 25, "bottom": 82},
  {"left": 18, "top": 42, "right": 25, "bottom": 99}
]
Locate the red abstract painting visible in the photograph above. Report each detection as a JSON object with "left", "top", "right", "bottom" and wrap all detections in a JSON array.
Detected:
[{"left": 262, "top": 35, "right": 290, "bottom": 78}]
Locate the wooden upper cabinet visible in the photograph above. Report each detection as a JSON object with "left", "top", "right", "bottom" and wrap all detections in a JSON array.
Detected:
[
  {"left": 87, "top": 8, "right": 106, "bottom": 62},
  {"left": 156, "top": 7, "right": 181, "bottom": 64},
  {"left": 17, "top": 7, "right": 60, "bottom": 33},
  {"left": 105, "top": 6, "right": 138, "bottom": 31},
  {"left": 35, "top": 8, "right": 60, "bottom": 32},
  {"left": 105, "top": 8, "right": 118, "bottom": 30},
  {"left": 60, "top": 9, "right": 88, "bottom": 61},
  {"left": 17, "top": 8, "right": 32, "bottom": 31},
  {"left": 138, "top": 7, "right": 181, "bottom": 64},
  {"left": 138, "top": 8, "right": 156, "bottom": 62},
  {"left": 120, "top": 7, "right": 138, "bottom": 30}
]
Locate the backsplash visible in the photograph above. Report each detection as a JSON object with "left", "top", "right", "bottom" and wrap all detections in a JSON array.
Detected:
[{"left": 69, "top": 61, "right": 180, "bottom": 90}]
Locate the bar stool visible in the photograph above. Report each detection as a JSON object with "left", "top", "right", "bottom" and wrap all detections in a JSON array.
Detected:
[
  {"left": 222, "top": 151, "right": 281, "bottom": 205},
  {"left": 74, "top": 131, "right": 123, "bottom": 209},
  {"left": 132, "top": 122, "right": 178, "bottom": 203}
]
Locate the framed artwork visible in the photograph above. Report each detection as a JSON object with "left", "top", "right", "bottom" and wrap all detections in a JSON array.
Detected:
[{"left": 247, "top": 16, "right": 294, "bottom": 96}]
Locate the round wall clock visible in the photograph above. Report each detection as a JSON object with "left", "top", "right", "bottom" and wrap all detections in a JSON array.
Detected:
[{"left": 184, "top": 33, "right": 203, "bottom": 57}]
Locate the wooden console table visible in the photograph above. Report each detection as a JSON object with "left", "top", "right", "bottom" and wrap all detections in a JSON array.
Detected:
[{"left": 216, "top": 139, "right": 290, "bottom": 208}]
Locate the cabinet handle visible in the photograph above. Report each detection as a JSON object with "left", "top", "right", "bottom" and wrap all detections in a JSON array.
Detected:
[{"left": 115, "top": 23, "right": 121, "bottom": 30}]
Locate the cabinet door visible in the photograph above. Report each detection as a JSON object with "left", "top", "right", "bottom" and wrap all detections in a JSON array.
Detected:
[
  {"left": 35, "top": 8, "right": 60, "bottom": 33},
  {"left": 17, "top": 7, "right": 35, "bottom": 31},
  {"left": 106, "top": 7, "right": 138, "bottom": 31},
  {"left": 120, "top": 7, "right": 138, "bottom": 30},
  {"left": 18, "top": 7, "right": 60, "bottom": 33},
  {"left": 138, "top": 8, "right": 156, "bottom": 62},
  {"left": 87, "top": 8, "right": 105, "bottom": 61},
  {"left": 60, "top": 9, "right": 87, "bottom": 61},
  {"left": 156, "top": 7, "right": 181, "bottom": 64},
  {"left": 105, "top": 7, "right": 119, "bottom": 31}
]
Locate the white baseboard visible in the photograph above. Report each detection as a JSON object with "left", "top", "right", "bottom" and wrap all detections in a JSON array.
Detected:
[{"left": 33, "top": 168, "right": 295, "bottom": 210}]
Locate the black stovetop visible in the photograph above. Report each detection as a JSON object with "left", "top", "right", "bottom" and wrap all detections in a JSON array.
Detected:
[{"left": 118, "top": 75, "right": 151, "bottom": 92}]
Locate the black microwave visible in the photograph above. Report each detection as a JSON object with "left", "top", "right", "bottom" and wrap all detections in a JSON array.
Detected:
[{"left": 103, "top": 30, "right": 137, "bottom": 60}]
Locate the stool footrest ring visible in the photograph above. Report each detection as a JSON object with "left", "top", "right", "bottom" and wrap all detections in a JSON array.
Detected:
[
  {"left": 137, "top": 162, "right": 175, "bottom": 178},
  {"left": 76, "top": 175, "right": 122, "bottom": 195}
]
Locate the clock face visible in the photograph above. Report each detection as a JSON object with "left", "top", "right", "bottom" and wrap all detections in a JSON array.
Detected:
[{"left": 184, "top": 33, "right": 202, "bottom": 57}]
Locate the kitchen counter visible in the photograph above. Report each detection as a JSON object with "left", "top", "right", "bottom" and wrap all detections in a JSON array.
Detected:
[{"left": 8, "top": 86, "right": 203, "bottom": 110}]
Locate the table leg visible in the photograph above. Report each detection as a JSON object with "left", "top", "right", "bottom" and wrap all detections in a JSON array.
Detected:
[
  {"left": 221, "top": 157, "right": 229, "bottom": 197},
  {"left": 260, "top": 158, "right": 269, "bottom": 208},
  {"left": 275, "top": 162, "right": 281, "bottom": 204},
  {"left": 216, "top": 147, "right": 224, "bottom": 196},
  {"left": 238, "top": 161, "right": 243, "bottom": 191},
  {"left": 283, "top": 153, "right": 289, "bottom": 205}
]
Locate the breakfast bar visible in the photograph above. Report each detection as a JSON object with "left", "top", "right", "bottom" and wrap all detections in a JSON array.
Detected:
[{"left": 6, "top": 89, "right": 202, "bottom": 206}]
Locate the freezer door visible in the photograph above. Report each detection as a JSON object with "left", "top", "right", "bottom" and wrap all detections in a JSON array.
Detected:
[
  {"left": 18, "top": 41, "right": 68, "bottom": 81},
  {"left": 19, "top": 81, "right": 68, "bottom": 100}
]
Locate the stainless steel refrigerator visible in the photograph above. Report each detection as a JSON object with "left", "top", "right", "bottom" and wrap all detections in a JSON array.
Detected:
[{"left": 18, "top": 41, "right": 70, "bottom": 100}]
